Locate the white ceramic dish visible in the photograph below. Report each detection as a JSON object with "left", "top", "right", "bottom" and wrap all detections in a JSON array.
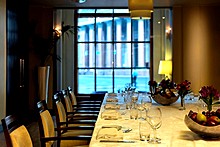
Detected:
[{"left": 184, "top": 115, "right": 220, "bottom": 138}]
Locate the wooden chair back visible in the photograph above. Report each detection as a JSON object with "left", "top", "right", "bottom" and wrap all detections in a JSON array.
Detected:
[
  {"left": 37, "top": 100, "right": 56, "bottom": 147},
  {"left": 1, "top": 115, "right": 33, "bottom": 147}
]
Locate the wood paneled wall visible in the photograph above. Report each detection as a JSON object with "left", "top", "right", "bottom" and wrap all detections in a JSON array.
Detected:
[{"left": 173, "top": 5, "right": 220, "bottom": 93}]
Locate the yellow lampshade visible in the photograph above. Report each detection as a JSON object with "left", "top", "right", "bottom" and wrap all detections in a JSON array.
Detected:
[
  {"left": 128, "top": 0, "right": 153, "bottom": 11},
  {"left": 158, "top": 60, "right": 172, "bottom": 75},
  {"left": 130, "top": 10, "right": 152, "bottom": 19},
  {"left": 128, "top": 0, "right": 153, "bottom": 19}
]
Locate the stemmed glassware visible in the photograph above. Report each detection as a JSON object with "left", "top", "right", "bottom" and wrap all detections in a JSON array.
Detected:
[
  {"left": 124, "top": 92, "right": 132, "bottom": 109},
  {"left": 140, "top": 93, "right": 152, "bottom": 111},
  {"left": 146, "top": 107, "right": 162, "bottom": 144}
]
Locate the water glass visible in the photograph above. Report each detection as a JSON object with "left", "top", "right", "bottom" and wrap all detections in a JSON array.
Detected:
[
  {"left": 139, "top": 121, "right": 151, "bottom": 141},
  {"left": 140, "top": 93, "right": 152, "bottom": 111},
  {"left": 124, "top": 92, "right": 132, "bottom": 109},
  {"left": 130, "top": 107, "right": 138, "bottom": 120},
  {"left": 131, "top": 92, "right": 139, "bottom": 103},
  {"left": 137, "top": 104, "right": 146, "bottom": 120}
]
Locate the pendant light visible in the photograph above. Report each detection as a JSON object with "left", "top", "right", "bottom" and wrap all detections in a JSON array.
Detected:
[{"left": 128, "top": 0, "right": 153, "bottom": 19}]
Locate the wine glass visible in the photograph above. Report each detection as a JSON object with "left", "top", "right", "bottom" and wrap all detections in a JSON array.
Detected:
[
  {"left": 124, "top": 92, "right": 132, "bottom": 110},
  {"left": 146, "top": 107, "right": 162, "bottom": 144},
  {"left": 131, "top": 92, "right": 139, "bottom": 103},
  {"left": 140, "top": 93, "right": 152, "bottom": 111}
]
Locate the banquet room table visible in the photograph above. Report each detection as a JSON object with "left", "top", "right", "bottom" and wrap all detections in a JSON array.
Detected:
[{"left": 89, "top": 93, "right": 220, "bottom": 147}]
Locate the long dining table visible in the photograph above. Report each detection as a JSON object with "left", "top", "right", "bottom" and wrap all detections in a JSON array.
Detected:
[{"left": 89, "top": 93, "right": 220, "bottom": 147}]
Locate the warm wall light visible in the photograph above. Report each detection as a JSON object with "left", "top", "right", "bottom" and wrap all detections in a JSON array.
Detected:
[
  {"left": 54, "top": 26, "right": 62, "bottom": 37},
  {"left": 158, "top": 60, "right": 172, "bottom": 79},
  {"left": 128, "top": 0, "right": 153, "bottom": 19},
  {"left": 166, "top": 27, "right": 172, "bottom": 39}
]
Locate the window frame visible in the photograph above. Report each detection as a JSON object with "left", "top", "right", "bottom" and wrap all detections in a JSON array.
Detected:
[{"left": 74, "top": 9, "right": 153, "bottom": 94}]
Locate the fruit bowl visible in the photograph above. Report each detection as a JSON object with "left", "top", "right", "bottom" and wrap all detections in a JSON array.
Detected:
[
  {"left": 184, "top": 115, "right": 220, "bottom": 138},
  {"left": 152, "top": 94, "right": 178, "bottom": 105}
]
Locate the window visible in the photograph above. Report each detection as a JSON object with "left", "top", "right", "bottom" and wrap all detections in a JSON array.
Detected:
[{"left": 76, "top": 9, "right": 151, "bottom": 94}]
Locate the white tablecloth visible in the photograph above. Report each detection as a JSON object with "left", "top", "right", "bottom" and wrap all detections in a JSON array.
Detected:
[{"left": 89, "top": 93, "right": 220, "bottom": 147}]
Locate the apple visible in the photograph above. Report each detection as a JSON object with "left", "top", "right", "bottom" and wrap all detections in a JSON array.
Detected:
[
  {"left": 207, "top": 116, "right": 220, "bottom": 124},
  {"left": 190, "top": 112, "right": 197, "bottom": 122},
  {"left": 206, "top": 119, "right": 218, "bottom": 126}
]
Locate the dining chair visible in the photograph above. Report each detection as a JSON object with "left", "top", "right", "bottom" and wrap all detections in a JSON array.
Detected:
[
  {"left": 53, "top": 94, "right": 97, "bottom": 125},
  {"left": 67, "top": 86, "right": 102, "bottom": 107},
  {"left": 59, "top": 90, "right": 100, "bottom": 116},
  {"left": 1, "top": 115, "right": 33, "bottom": 147},
  {"left": 37, "top": 100, "right": 92, "bottom": 147}
]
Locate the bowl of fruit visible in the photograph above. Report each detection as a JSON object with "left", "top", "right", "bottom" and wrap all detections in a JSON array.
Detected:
[
  {"left": 149, "top": 79, "right": 178, "bottom": 106},
  {"left": 152, "top": 94, "right": 178, "bottom": 106},
  {"left": 184, "top": 109, "right": 220, "bottom": 138}
]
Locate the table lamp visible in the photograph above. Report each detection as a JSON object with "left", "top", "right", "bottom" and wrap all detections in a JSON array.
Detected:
[{"left": 158, "top": 60, "right": 172, "bottom": 79}]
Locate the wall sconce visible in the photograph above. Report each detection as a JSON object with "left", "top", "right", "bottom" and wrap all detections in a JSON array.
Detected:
[
  {"left": 158, "top": 60, "right": 172, "bottom": 79},
  {"left": 54, "top": 26, "right": 62, "bottom": 37},
  {"left": 166, "top": 27, "right": 172, "bottom": 39},
  {"left": 128, "top": 0, "right": 153, "bottom": 19}
]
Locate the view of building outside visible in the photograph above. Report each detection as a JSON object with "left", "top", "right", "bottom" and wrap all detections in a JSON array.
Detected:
[{"left": 77, "top": 9, "right": 151, "bottom": 94}]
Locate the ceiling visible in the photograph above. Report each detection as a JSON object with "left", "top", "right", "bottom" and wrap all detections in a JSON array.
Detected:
[{"left": 29, "top": 0, "right": 220, "bottom": 8}]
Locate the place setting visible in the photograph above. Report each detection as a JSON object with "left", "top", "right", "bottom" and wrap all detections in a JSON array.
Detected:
[{"left": 96, "top": 124, "right": 135, "bottom": 143}]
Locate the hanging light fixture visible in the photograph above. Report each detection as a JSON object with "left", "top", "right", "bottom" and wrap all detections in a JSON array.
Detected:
[
  {"left": 74, "top": 0, "right": 87, "bottom": 3},
  {"left": 128, "top": 0, "right": 153, "bottom": 19}
]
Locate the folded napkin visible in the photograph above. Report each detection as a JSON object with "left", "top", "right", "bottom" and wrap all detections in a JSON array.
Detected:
[
  {"left": 106, "top": 97, "right": 118, "bottom": 102},
  {"left": 108, "top": 93, "right": 117, "bottom": 97},
  {"left": 104, "top": 104, "right": 120, "bottom": 110},
  {"left": 96, "top": 128, "right": 123, "bottom": 140},
  {"left": 101, "top": 110, "right": 121, "bottom": 120}
]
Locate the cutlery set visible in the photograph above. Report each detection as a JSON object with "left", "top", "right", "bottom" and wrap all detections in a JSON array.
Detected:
[{"left": 100, "top": 125, "right": 133, "bottom": 143}]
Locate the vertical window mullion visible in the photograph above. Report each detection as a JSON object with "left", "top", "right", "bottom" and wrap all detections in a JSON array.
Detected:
[
  {"left": 130, "top": 19, "right": 133, "bottom": 82},
  {"left": 94, "top": 11, "right": 97, "bottom": 92},
  {"left": 112, "top": 14, "right": 115, "bottom": 92}
]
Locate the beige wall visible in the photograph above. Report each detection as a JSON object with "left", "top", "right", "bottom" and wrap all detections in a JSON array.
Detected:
[
  {"left": 53, "top": 9, "right": 75, "bottom": 91},
  {"left": 0, "top": 0, "right": 6, "bottom": 122},
  {"left": 60, "top": 10, "right": 75, "bottom": 90},
  {"left": 153, "top": 9, "right": 173, "bottom": 82},
  {"left": 173, "top": 5, "right": 220, "bottom": 94}
]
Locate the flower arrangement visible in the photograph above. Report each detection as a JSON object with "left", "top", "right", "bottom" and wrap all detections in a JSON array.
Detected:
[
  {"left": 148, "top": 79, "right": 178, "bottom": 105},
  {"left": 118, "top": 83, "right": 136, "bottom": 93},
  {"left": 176, "top": 80, "right": 191, "bottom": 110},
  {"left": 176, "top": 80, "right": 192, "bottom": 98},
  {"left": 159, "top": 79, "right": 176, "bottom": 96},
  {"left": 148, "top": 79, "right": 176, "bottom": 98},
  {"left": 199, "top": 86, "right": 220, "bottom": 111}
]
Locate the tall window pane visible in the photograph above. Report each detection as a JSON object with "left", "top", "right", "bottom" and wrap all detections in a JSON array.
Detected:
[{"left": 76, "top": 9, "right": 156, "bottom": 94}]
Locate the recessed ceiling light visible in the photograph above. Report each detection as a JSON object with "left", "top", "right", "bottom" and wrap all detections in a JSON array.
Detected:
[{"left": 78, "top": 0, "right": 87, "bottom": 3}]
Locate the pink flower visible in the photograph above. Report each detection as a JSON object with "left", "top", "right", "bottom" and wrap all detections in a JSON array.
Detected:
[
  {"left": 176, "top": 80, "right": 191, "bottom": 98},
  {"left": 199, "top": 86, "right": 220, "bottom": 100},
  {"left": 199, "top": 86, "right": 220, "bottom": 111}
]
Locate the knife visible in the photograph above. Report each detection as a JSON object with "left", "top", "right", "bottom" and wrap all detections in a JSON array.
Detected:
[
  {"left": 101, "top": 125, "right": 122, "bottom": 130},
  {"left": 100, "top": 140, "right": 136, "bottom": 143}
]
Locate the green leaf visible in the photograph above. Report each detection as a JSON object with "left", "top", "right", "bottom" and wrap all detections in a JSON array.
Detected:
[{"left": 213, "top": 101, "right": 220, "bottom": 105}]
